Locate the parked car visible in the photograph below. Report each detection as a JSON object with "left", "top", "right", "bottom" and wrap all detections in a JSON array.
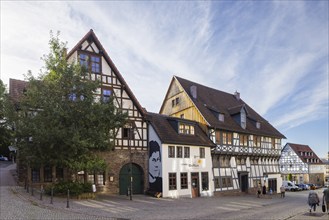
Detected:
[
  {"left": 296, "top": 183, "right": 309, "bottom": 190},
  {"left": 307, "top": 184, "right": 316, "bottom": 190},
  {"left": 0, "top": 155, "right": 8, "bottom": 161},
  {"left": 282, "top": 181, "right": 299, "bottom": 191}
]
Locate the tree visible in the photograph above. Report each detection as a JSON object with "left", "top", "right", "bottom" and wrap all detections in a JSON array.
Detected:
[
  {"left": 0, "top": 80, "right": 12, "bottom": 157},
  {"left": 9, "top": 32, "right": 127, "bottom": 173}
]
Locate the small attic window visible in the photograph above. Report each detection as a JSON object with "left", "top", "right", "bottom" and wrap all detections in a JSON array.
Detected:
[
  {"left": 241, "top": 109, "right": 246, "bottom": 129},
  {"left": 218, "top": 113, "right": 224, "bottom": 122},
  {"left": 256, "top": 122, "right": 261, "bottom": 129}
]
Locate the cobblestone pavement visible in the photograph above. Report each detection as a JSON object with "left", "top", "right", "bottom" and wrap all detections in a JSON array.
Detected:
[{"left": 1, "top": 163, "right": 328, "bottom": 219}]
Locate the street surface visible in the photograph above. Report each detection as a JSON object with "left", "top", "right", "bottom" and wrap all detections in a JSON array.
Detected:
[{"left": 1, "top": 161, "right": 328, "bottom": 219}]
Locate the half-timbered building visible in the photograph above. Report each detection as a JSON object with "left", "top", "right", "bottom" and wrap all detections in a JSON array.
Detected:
[
  {"left": 280, "top": 143, "right": 324, "bottom": 186},
  {"left": 11, "top": 30, "right": 149, "bottom": 194},
  {"left": 147, "top": 112, "right": 215, "bottom": 198},
  {"left": 160, "top": 76, "right": 286, "bottom": 195}
]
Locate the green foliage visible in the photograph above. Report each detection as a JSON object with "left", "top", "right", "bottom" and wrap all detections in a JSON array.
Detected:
[
  {"left": 8, "top": 31, "right": 127, "bottom": 171},
  {"left": 0, "top": 80, "right": 12, "bottom": 156},
  {"left": 45, "top": 181, "right": 92, "bottom": 196},
  {"left": 288, "top": 173, "right": 292, "bottom": 181}
]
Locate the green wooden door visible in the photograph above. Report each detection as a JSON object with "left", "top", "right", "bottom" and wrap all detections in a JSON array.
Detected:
[{"left": 119, "top": 163, "right": 144, "bottom": 195}]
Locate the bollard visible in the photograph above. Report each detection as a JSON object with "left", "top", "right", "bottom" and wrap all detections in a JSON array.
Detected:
[
  {"left": 31, "top": 187, "right": 34, "bottom": 196},
  {"left": 50, "top": 187, "right": 53, "bottom": 204},
  {"left": 40, "top": 185, "right": 43, "bottom": 201},
  {"left": 66, "top": 189, "right": 70, "bottom": 208}
]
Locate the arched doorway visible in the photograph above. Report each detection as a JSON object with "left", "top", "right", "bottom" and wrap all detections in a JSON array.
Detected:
[{"left": 119, "top": 163, "right": 144, "bottom": 195}]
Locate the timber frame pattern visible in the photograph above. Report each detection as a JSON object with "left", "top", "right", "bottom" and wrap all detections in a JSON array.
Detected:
[{"left": 160, "top": 76, "right": 286, "bottom": 195}]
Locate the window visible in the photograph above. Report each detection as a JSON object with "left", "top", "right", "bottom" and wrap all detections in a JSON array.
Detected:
[
  {"left": 177, "top": 146, "right": 183, "bottom": 158},
  {"left": 201, "top": 172, "right": 209, "bottom": 191},
  {"left": 180, "top": 173, "right": 188, "bottom": 189},
  {"left": 241, "top": 109, "right": 246, "bottom": 129},
  {"left": 122, "top": 125, "right": 134, "bottom": 139},
  {"left": 271, "top": 138, "right": 275, "bottom": 149},
  {"left": 221, "top": 177, "right": 233, "bottom": 187},
  {"left": 222, "top": 132, "right": 232, "bottom": 145},
  {"left": 214, "top": 177, "right": 220, "bottom": 188},
  {"left": 44, "top": 166, "right": 52, "bottom": 182},
  {"left": 172, "top": 100, "right": 175, "bottom": 107},
  {"left": 79, "top": 53, "right": 101, "bottom": 74},
  {"left": 175, "top": 97, "right": 180, "bottom": 105},
  {"left": 215, "top": 131, "right": 221, "bottom": 144},
  {"left": 236, "top": 157, "right": 246, "bottom": 165},
  {"left": 254, "top": 136, "right": 261, "bottom": 147},
  {"left": 180, "top": 114, "right": 184, "bottom": 118},
  {"left": 239, "top": 134, "right": 248, "bottom": 146},
  {"left": 102, "top": 88, "right": 112, "bottom": 102},
  {"left": 91, "top": 56, "right": 100, "bottom": 73},
  {"left": 168, "top": 146, "right": 175, "bottom": 158},
  {"left": 88, "top": 174, "right": 95, "bottom": 184},
  {"left": 178, "top": 123, "right": 195, "bottom": 135},
  {"left": 218, "top": 113, "right": 224, "bottom": 122},
  {"left": 31, "top": 168, "right": 40, "bottom": 183},
  {"left": 219, "top": 156, "right": 230, "bottom": 167},
  {"left": 97, "top": 173, "right": 105, "bottom": 185},
  {"left": 184, "top": 147, "right": 190, "bottom": 158},
  {"left": 200, "top": 148, "right": 205, "bottom": 158},
  {"left": 56, "top": 167, "right": 64, "bottom": 181},
  {"left": 169, "top": 173, "right": 177, "bottom": 190}
]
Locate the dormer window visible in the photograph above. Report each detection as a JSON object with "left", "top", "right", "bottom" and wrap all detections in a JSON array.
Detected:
[
  {"left": 218, "top": 113, "right": 224, "bottom": 122},
  {"left": 241, "top": 109, "right": 246, "bottom": 129},
  {"left": 256, "top": 122, "right": 261, "bottom": 129},
  {"left": 178, "top": 123, "right": 195, "bottom": 135}
]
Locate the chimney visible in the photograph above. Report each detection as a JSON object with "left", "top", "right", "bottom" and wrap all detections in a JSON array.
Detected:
[
  {"left": 234, "top": 91, "right": 240, "bottom": 100},
  {"left": 190, "top": 85, "right": 197, "bottom": 99}
]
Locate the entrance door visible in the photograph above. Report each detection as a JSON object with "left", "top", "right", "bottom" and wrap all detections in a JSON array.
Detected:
[
  {"left": 191, "top": 172, "right": 200, "bottom": 198},
  {"left": 238, "top": 172, "right": 249, "bottom": 193},
  {"left": 119, "top": 163, "right": 144, "bottom": 195}
]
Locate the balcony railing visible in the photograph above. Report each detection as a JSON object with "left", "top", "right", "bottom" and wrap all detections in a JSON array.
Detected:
[{"left": 214, "top": 144, "right": 280, "bottom": 156}]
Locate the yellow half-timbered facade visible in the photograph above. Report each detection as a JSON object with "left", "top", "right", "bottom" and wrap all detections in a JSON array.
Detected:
[{"left": 160, "top": 76, "right": 286, "bottom": 195}]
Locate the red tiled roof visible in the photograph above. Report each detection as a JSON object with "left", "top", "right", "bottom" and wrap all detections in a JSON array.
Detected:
[{"left": 9, "top": 78, "right": 28, "bottom": 102}]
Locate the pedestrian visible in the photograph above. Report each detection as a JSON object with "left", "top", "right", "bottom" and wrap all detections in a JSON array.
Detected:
[
  {"left": 262, "top": 185, "right": 266, "bottom": 195},
  {"left": 308, "top": 190, "right": 320, "bottom": 213},
  {"left": 257, "top": 183, "right": 261, "bottom": 198},
  {"left": 280, "top": 185, "right": 285, "bottom": 198},
  {"left": 323, "top": 187, "right": 329, "bottom": 214}
]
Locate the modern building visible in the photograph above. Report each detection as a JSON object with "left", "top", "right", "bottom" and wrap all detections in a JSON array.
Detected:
[
  {"left": 280, "top": 143, "right": 325, "bottom": 185},
  {"left": 160, "top": 76, "right": 286, "bottom": 195},
  {"left": 10, "top": 30, "right": 149, "bottom": 195},
  {"left": 147, "top": 112, "right": 215, "bottom": 198}
]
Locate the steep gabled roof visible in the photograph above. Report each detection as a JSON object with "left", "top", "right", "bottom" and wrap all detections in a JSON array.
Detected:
[
  {"left": 286, "top": 143, "right": 323, "bottom": 164},
  {"left": 175, "top": 76, "right": 285, "bottom": 138},
  {"left": 9, "top": 78, "right": 28, "bottom": 103},
  {"left": 67, "top": 29, "right": 145, "bottom": 116},
  {"left": 147, "top": 112, "right": 215, "bottom": 147}
]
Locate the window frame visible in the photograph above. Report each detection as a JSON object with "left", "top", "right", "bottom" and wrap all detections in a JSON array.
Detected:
[
  {"left": 200, "top": 147, "right": 205, "bottom": 158},
  {"left": 169, "top": 173, "right": 177, "bottom": 190},
  {"left": 79, "top": 52, "right": 102, "bottom": 75},
  {"left": 180, "top": 172, "right": 188, "bottom": 189},
  {"left": 168, "top": 146, "right": 175, "bottom": 158}
]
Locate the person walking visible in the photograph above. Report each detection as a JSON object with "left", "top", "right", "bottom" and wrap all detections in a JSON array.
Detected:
[
  {"left": 308, "top": 190, "right": 320, "bottom": 213},
  {"left": 257, "top": 183, "right": 261, "bottom": 198},
  {"left": 280, "top": 185, "right": 285, "bottom": 198},
  {"left": 323, "top": 187, "right": 329, "bottom": 214}
]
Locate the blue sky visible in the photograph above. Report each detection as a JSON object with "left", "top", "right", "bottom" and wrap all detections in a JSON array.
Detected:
[{"left": 1, "top": 1, "right": 328, "bottom": 158}]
